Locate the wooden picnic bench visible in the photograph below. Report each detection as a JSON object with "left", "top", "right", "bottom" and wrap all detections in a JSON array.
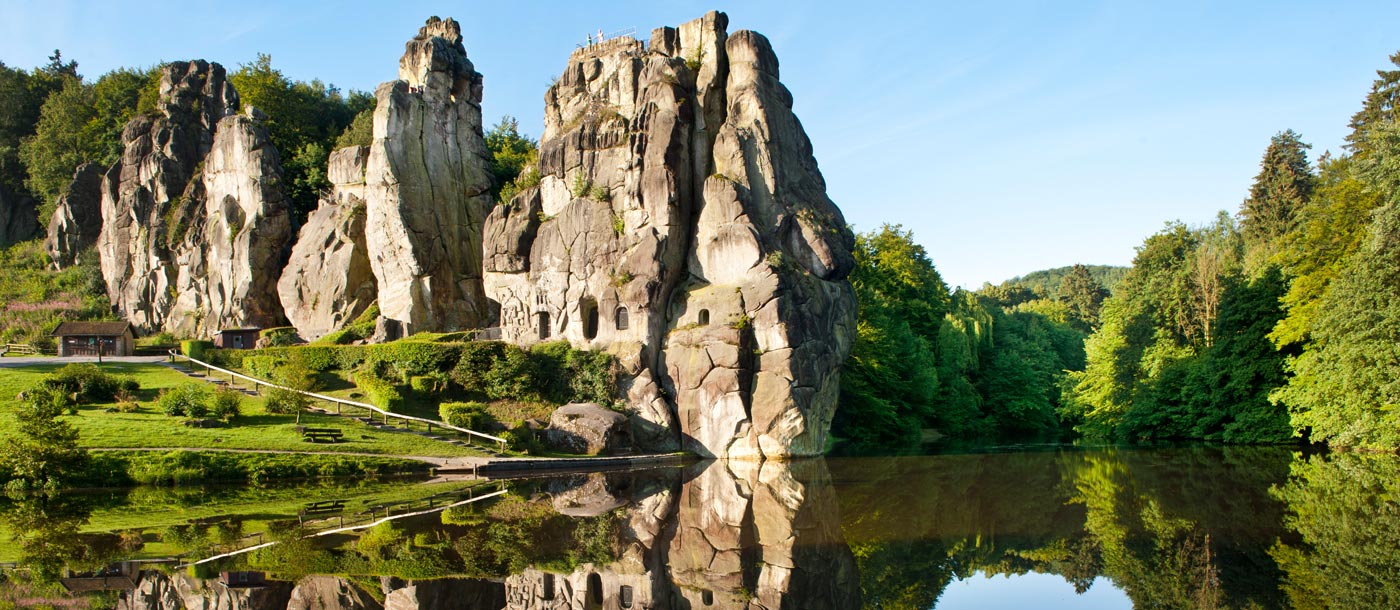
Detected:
[
  {"left": 298, "top": 500, "right": 345, "bottom": 516},
  {"left": 296, "top": 426, "right": 343, "bottom": 443}
]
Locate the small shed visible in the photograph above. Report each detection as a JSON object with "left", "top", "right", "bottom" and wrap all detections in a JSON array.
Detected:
[
  {"left": 215, "top": 327, "right": 261, "bottom": 349},
  {"left": 52, "top": 321, "right": 135, "bottom": 357}
]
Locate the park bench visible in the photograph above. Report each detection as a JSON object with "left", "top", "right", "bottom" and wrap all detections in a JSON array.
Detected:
[
  {"left": 298, "top": 500, "right": 345, "bottom": 517},
  {"left": 297, "top": 426, "right": 343, "bottom": 443}
]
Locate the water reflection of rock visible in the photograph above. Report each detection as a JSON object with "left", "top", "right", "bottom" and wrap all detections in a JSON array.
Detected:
[
  {"left": 115, "top": 460, "right": 858, "bottom": 610},
  {"left": 119, "top": 571, "right": 295, "bottom": 610},
  {"left": 507, "top": 460, "right": 860, "bottom": 610}
]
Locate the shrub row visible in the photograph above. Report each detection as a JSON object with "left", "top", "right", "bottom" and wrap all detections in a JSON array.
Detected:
[
  {"left": 217, "top": 341, "right": 467, "bottom": 377},
  {"left": 439, "top": 402, "right": 489, "bottom": 429},
  {"left": 155, "top": 383, "right": 241, "bottom": 419},
  {"left": 354, "top": 368, "right": 405, "bottom": 412}
]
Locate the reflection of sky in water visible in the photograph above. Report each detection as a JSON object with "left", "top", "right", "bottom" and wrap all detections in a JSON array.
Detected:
[{"left": 937, "top": 572, "right": 1130, "bottom": 609}]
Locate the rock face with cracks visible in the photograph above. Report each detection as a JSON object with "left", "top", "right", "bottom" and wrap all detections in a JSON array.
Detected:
[
  {"left": 95, "top": 60, "right": 289, "bottom": 336},
  {"left": 44, "top": 162, "right": 105, "bottom": 268},
  {"left": 363, "top": 17, "right": 494, "bottom": 334},
  {"left": 482, "top": 12, "right": 856, "bottom": 459},
  {"left": 278, "top": 145, "right": 377, "bottom": 339}
]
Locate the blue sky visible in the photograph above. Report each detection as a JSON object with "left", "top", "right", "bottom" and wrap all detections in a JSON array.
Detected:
[{"left": 4, "top": 0, "right": 1398, "bottom": 288}]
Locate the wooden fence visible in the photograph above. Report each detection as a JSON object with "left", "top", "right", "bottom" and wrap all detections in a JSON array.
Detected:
[{"left": 168, "top": 350, "right": 508, "bottom": 452}]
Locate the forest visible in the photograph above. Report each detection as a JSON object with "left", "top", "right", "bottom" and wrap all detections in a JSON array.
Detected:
[
  {"left": 4, "top": 48, "right": 1400, "bottom": 452},
  {"left": 837, "top": 51, "right": 1400, "bottom": 451}
]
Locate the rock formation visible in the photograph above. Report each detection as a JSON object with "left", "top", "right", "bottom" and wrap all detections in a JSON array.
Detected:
[
  {"left": 363, "top": 17, "right": 494, "bottom": 333},
  {"left": 44, "top": 162, "right": 105, "bottom": 267},
  {"left": 482, "top": 12, "right": 856, "bottom": 459},
  {"left": 505, "top": 460, "right": 860, "bottom": 610},
  {"left": 542, "top": 402, "right": 633, "bottom": 455},
  {"left": 278, "top": 145, "right": 377, "bottom": 339},
  {"left": 287, "top": 576, "right": 383, "bottom": 610},
  {"left": 95, "top": 60, "right": 290, "bottom": 336},
  {"left": 119, "top": 571, "right": 294, "bottom": 610},
  {"left": 667, "top": 460, "right": 861, "bottom": 610},
  {"left": 0, "top": 184, "right": 38, "bottom": 248}
]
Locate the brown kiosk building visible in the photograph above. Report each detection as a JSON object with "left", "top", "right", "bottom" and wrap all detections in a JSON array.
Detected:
[{"left": 52, "top": 321, "right": 136, "bottom": 357}]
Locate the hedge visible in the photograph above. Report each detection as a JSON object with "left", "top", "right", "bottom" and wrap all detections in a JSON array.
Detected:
[
  {"left": 439, "top": 401, "right": 489, "bottom": 429},
  {"left": 353, "top": 368, "right": 405, "bottom": 412},
  {"left": 181, "top": 340, "right": 214, "bottom": 361}
]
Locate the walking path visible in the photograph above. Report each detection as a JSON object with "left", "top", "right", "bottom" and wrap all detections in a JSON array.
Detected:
[{"left": 0, "top": 355, "right": 167, "bottom": 367}]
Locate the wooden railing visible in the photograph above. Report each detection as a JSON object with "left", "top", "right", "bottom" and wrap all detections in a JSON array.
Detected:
[
  {"left": 184, "top": 485, "right": 510, "bottom": 568},
  {"left": 2, "top": 344, "right": 44, "bottom": 356},
  {"left": 168, "top": 350, "right": 508, "bottom": 452}
]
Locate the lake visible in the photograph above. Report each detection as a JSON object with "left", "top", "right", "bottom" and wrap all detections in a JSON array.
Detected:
[{"left": 5, "top": 445, "right": 1397, "bottom": 609}]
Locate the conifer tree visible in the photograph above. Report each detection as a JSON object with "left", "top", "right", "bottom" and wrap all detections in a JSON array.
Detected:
[{"left": 1239, "top": 130, "right": 1314, "bottom": 273}]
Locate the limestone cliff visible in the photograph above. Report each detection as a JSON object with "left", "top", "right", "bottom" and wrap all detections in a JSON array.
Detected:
[
  {"left": 44, "top": 162, "right": 105, "bottom": 268},
  {"left": 363, "top": 17, "right": 494, "bottom": 333},
  {"left": 95, "top": 60, "right": 289, "bottom": 336},
  {"left": 278, "top": 145, "right": 377, "bottom": 339},
  {"left": 482, "top": 12, "right": 856, "bottom": 459}
]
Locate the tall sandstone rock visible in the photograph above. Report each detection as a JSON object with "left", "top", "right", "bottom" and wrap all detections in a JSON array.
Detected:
[
  {"left": 483, "top": 12, "right": 856, "bottom": 459},
  {"left": 44, "top": 162, "right": 105, "bottom": 268},
  {"left": 95, "top": 61, "right": 290, "bottom": 336},
  {"left": 278, "top": 145, "right": 377, "bottom": 339},
  {"left": 363, "top": 17, "right": 494, "bottom": 333}
]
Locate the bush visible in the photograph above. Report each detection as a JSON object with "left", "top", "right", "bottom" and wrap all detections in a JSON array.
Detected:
[
  {"left": 181, "top": 340, "right": 214, "bottom": 361},
  {"left": 483, "top": 345, "right": 540, "bottom": 401},
  {"left": 259, "top": 327, "right": 300, "bottom": 347},
  {"left": 315, "top": 303, "right": 379, "bottom": 345},
  {"left": 469, "top": 341, "right": 617, "bottom": 405},
  {"left": 157, "top": 384, "right": 210, "bottom": 417},
  {"left": 440, "top": 402, "right": 489, "bottom": 429},
  {"left": 42, "top": 363, "right": 127, "bottom": 403},
  {"left": 245, "top": 355, "right": 283, "bottom": 378},
  {"left": 450, "top": 341, "right": 507, "bottom": 395},
  {"left": 263, "top": 387, "right": 308, "bottom": 415},
  {"left": 273, "top": 361, "right": 319, "bottom": 391},
  {"left": 210, "top": 387, "right": 242, "bottom": 420},
  {"left": 502, "top": 423, "right": 545, "bottom": 455},
  {"left": 353, "top": 368, "right": 405, "bottom": 412}
]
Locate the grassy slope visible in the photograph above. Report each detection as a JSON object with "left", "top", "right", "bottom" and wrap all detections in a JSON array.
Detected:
[{"left": 0, "top": 362, "right": 479, "bottom": 458}]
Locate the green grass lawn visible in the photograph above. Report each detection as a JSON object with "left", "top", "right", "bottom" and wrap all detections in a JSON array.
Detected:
[{"left": 0, "top": 362, "right": 481, "bottom": 458}]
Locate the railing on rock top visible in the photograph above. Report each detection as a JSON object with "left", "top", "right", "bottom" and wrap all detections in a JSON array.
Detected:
[{"left": 167, "top": 349, "right": 507, "bottom": 453}]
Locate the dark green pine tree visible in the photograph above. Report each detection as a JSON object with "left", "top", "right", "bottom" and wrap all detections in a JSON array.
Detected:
[
  {"left": 1060, "top": 263, "right": 1109, "bottom": 330},
  {"left": 1346, "top": 51, "right": 1400, "bottom": 154},
  {"left": 1239, "top": 130, "right": 1314, "bottom": 272}
]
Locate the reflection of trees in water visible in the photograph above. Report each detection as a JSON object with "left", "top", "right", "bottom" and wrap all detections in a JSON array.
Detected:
[
  {"left": 832, "top": 447, "right": 1292, "bottom": 610},
  {"left": 1271, "top": 452, "right": 1400, "bottom": 610},
  {"left": 0, "top": 490, "right": 135, "bottom": 583}
]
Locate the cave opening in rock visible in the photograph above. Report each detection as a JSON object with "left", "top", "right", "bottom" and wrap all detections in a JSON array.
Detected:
[
  {"left": 538, "top": 311, "right": 550, "bottom": 340},
  {"left": 586, "top": 573, "right": 603, "bottom": 609},
  {"left": 698, "top": 309, "right": 710, "bottom": 325},
  {"left": 616, "top": 306, "right": 629, "bottom": 330},
  {"left": 582, "top": 297, "right": 599, "bottom": 339}
]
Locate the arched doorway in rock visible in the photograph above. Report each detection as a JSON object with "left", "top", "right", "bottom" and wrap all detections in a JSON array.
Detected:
[
  {"left": 615, "top": 306, "right": 629, "bottom": 330},
  {"left": 538, "top": 311, "right": 551, "bottom": 340},
  {"left": 585, "top": 573, "right": 603, "bottom": 610},
  {"left": 582, "top": 297, "right": 599, "bottom": 340},
  {"left": 698, "top": 309, "right": 710, "bottom": 325}
]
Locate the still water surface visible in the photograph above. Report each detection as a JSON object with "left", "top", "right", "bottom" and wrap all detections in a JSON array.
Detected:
[{"left": 7, "top": 445, "right": 1398, "bottom": 609}]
